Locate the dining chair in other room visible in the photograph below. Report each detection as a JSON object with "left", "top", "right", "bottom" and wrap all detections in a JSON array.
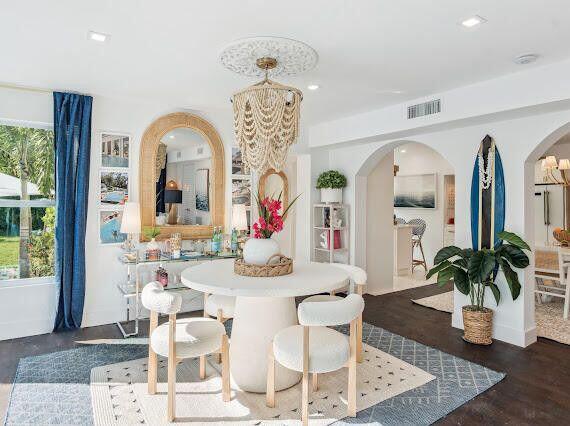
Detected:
[
  {"left": 266, "top": 294, "right": 365, "bottom": 426},
  {"left": 141, "top": 282, "right": 230, "bottom": 422},
  {"left": 535, "top": 247, "right": 570, "bottom": 319},
  {"left": 408, "top": 218, "right": 427, "bottom": 272},
  {"left": 301, "top": 263, "right": 367, "bottom": 362}
]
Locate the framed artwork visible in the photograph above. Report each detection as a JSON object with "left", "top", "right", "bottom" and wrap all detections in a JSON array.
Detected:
[
  {"left": 394, "top": 173, "right": 437, "bottom": 209},
  {"left": 99, "top": 210, "right": 126, "bottom": 244},
  {"left": 232, "top": 178, "right": 251, "bottom": 207},
  {"left": 195, "top": 168, "right": 210, "bottom": 211},
  {"left": 232, "top": 147, "right": 250, "bottom": 175},
  {"left": 101, "top": 133, "right": 130, "bottom": 168},
  {"left": 100, "top": 171, "right": 129, "bottom": 207}
]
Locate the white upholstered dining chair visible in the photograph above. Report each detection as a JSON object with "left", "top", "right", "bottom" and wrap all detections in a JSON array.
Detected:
[
  {"left": 266, "top": 294, "right": 365, "bottom": 426},
  {"left": 301, "top": 263, "right": 367, "bottom": 362},
  {"left": 141, "top": 282, "right": 230, "bottom": 422},
  {"left": 203, "top": 293, "right": 235, "bottom": 361}
]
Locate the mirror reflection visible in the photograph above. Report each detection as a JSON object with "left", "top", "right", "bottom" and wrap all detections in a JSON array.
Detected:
[{"left": 155, "top": 128, "right": 211, "bottom": 226}]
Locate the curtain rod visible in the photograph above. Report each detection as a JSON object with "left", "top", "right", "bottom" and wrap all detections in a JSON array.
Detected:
[{"left": 0, "top": 82, "right": 89, "bottom": 96}]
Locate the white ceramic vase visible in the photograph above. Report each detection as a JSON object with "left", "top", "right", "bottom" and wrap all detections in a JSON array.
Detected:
[
  {"left": 321, "top": 188, "right": 342, "bottom": 203},
  {"left": 243, "top": 238, "right": 280, "bottom": 265},
  {"left": 147, "top": 238, "right": 160, "bottom": 251}
]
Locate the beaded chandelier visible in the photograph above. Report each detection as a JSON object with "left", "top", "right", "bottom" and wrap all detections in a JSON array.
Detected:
[{"left": 232, "top": 57, "right": 302, "bottom": 174}]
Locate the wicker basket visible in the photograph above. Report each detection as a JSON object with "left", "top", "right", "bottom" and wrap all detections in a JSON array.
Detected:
[
  {"left": 553, "top": 228, "right": 570, "bottom": 246},
  {"left": 234, "top": 254, "right": 293, "bottom": 277},
  {"left": 462, "top": 306, "right": 493, "bottom": 345}
]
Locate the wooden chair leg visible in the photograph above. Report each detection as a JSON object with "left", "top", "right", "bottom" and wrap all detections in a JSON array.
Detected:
[
  {"left": 148, "top": 311, "right": 158, "bottom": 394},
  {"left": 419, "top": 240, "right": 427, "bottom": 271},
  {"left": 564, "top": 281, "right": 570, "bottom": 320},
  {"left": 347, "top": 319, "right": 357, "bottom": 417},
  {"left": 167, "top": 314, "right": 177, "bottom": 422},
  {"left": 356, "top": 284, "right": 364, "bottom": 363},
  {"left": 221, "top": 334, "right": 231, "bottom": 402},
  {"left": 266, "top": 343, "right": 275, "bottom": 408},
  {"left": 217, "top": 309, "right": 224, "bottom": 363},
  {"left": 199, "top": 355, "right": 206, "bottom": 380},
  {"left": 203, "top": 293, "right": 209, "bottom": 317},
  {"left": 302, "top": 326, "right": 310, "bottom": 426},
  {"left": 312, "top": 373, "right": 318, "bottom": 392}
]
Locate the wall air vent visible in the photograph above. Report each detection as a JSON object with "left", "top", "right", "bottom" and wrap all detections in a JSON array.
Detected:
[{"left": 407, "top": 99, "right": 441, "bottom": 119}]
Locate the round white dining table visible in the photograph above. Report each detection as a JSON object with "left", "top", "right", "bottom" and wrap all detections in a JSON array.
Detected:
[{"left": 181, "top": 258, "right": 349, "bottom": 393}]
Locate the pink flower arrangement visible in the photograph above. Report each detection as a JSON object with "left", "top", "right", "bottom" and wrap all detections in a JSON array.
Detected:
[{"left": 252, "top": 192, "right": 299, "bottom": 239}]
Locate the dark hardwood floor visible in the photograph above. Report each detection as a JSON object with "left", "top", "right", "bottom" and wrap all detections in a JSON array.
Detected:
[{"left": 1, "top": 283, "right": 569, "bottom": 424}]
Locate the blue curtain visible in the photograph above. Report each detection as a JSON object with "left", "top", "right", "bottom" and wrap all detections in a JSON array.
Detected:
[{"left": 53, "top": 92, "right": 93, "bottom": 331}]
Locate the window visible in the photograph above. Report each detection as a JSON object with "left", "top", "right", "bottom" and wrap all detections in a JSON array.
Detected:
[{"left": 0, "top": 124, "right": 55, "bottom": 281}]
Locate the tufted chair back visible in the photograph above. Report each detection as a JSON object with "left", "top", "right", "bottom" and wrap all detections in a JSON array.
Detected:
[
  {"left": 298, "top": 294, "right": 364, "bottom": 327},
  {"left": 141, "top": 282, "right": 182, "bottom": 315}
]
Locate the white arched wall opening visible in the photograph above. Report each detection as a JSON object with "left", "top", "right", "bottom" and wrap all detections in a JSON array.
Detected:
[
  {"left": 352, "top": 140, "right": 455, "bottom": 295},
  {"left": 523, "top": 120, "right": 570, "bottom": 340}
]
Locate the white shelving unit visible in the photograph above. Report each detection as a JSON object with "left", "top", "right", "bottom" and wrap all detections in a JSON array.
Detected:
[{"left": 312, "top": 203, "right": 349, "bottom": 264}]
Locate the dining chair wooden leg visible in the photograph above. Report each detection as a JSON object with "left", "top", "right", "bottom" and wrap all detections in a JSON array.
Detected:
[
  {"left": 217, "top": 309, "right": 224, "bottom": 363},
  {"left": 221, "top": 334, "right": 231, "bottom": 402},
  {"left": 167, "top": 314, "right": 177, "bottom": 422},
  {"left": 148, "top": 311, "right": 158, "bottom": 394},
  {"left": 564, "top": 281, "right": 570, "bottom": 320},
  {"left": 203, "top": 293, "right": 209, "bottom": 317},
  {"left": 347, "top": 319, "right": 357, "bottom": 417},
  {"left": 302, "top": 326, "right": 310, "bottom": 426},
  {"left": 312, "top": 373, "right": 318, "bottom": 392},
  {"left": 266, "top": 343, "right": 275, "bottom": 408},
  {"left": 199, "top": 355, "right": 206, "bottom": 380},
  {"left": 356, "top": 284, "right": 364, "bottom": 363}
]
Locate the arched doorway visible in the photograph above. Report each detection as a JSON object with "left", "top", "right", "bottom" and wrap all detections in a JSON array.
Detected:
[{"left": 354, "top": 140, "right": 455, "bottom": 295}]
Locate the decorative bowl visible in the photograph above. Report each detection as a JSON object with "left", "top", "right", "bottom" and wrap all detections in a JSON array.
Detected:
[{"left": 553, "top": 228, "right": 570, "bottom": 246}]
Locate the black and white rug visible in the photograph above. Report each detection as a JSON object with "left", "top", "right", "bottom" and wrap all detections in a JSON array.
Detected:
[{"left": 5, "top": 322, "right": 504, "bottom": 425}]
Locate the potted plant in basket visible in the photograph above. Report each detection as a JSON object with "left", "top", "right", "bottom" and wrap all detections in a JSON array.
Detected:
[
  {"left": 427, "top": 231, "right": 530, "bottom": 345},
  {"left": 316, "top": 170, "right": 347, "bottom": 204},
  {"left": 243, "top": 192, "right": 299, "bottom": 265}
]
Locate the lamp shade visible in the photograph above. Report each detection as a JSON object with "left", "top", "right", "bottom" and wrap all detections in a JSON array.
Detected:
[
  {"left": 231, "top": 204, "right": 248, "bottom": 231},
  {"left": 544, "top": 155, "right": 558, "bottom": 169},
  {"left": 164, "top": 189, "right": 182, "bottom": 204},
  {"left": 120, "top": 202, "right": 141, "bottom": 234},
  {"left": 559, "top": 159, "right": 570, "bottom": 170}
]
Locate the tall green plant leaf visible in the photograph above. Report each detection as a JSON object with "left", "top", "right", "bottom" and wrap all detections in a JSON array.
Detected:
[
  {"left": 499, "top": 259, "right": 522, "bottom": 300},
  {"left": 468, "top": 250, "right": 496, "bottom": 283},
  {"left": 460, "top": 248, "right": 474, "bottom": 259},
  {"left": 437, "top": 265, "right": 455, "bottom": 287},
  {"left": 426, "top": 260, "right": 451, "bottom": 280},
  {"left": 434, "top": 246, "right": 463, "bottom": 265},
  {"left": 453, "top": 268, "right": 470, "bottom": 295},
  {"left": 496, "top": 244, "right": 530, "bottom": 268},
  {"left": 489, "top": 282, "right": 501, "bottom": 305},
  {"left": 497, "top": 231, "right": 530, "bottom": 251}
]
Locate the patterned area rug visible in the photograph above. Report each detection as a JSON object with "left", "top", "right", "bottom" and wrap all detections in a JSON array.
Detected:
[
  {"left": 5, "top": 323, "right": 504, "bottom": 425},
  {"left": 91, "top": 344, "right": 433, "bottom": 425},
  {"left": 413, "top": 291, "right": 570, "bottom": 345}
]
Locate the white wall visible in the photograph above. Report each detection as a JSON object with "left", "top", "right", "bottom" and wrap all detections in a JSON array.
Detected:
[
  {"left": 324, "top": 109, "right": 570, "bottom": 348},
  {"left": 366, "top": 152, "right": 394, "bottom": 294},
  {"left": 393, "top": 142, "right": 454, "bottom": 267},
  {"left": 0, "top": 86, "right": 237, "bottom": 340}
]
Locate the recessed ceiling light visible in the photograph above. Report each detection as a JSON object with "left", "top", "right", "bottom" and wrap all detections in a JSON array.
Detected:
[
  {"left": 307, "top": 84, "right": 319, "bottom": 91},
  {"left": 169, "top": 135, "right": 175, "bottom": 139},
  {"left": 460, "top": 15, "right": 486, "bottom": 28},
  {"left": 88, "top": 31, "right": 108, "bottom": 42},
  {"left": 514, "top": 54, "right": 539, "bottom": 65},
  {"left": 400, "top": 149, "right": 407, "bottom": 154}
]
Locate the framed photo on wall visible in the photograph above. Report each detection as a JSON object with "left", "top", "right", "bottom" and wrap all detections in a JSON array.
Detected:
[
  {"left": 101, "top": 132, "right": 130, "bottom": 169},
  {"left": 195, "top": 168, "right": 210, "bottom": 212},
  {"left": 100, "top": 170, "right": 129, "bottom": 207},
  {"left": 99, "top": 210, "right": 126, "bottom": 244},
  {"left": 232, "top": 146, "right": 250, "bottom": 176},
  {"left": 394, "top": 173, "right": 437, "bottom": 209}
]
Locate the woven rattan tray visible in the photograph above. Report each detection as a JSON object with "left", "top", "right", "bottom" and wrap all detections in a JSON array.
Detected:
[{"left": 234, "top": 254, "right": 293, "bottom": 277}]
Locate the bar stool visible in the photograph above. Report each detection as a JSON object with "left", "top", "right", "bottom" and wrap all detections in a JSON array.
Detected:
[{"left": 408, "top": 218, "right": 427, "bottom": 272}]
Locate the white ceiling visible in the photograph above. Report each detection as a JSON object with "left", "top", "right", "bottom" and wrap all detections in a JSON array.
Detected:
[
  {"left": 161, "top": 128, "right": 207, "bottom": 152},
  {"left": 2, "top": 1, "right": 570, "bottom": 124}
]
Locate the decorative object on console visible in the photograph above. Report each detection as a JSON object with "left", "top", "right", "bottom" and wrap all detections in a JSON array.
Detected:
[
  {"left": 120, "top": 202, "right": 141, "bottom": 252},
  {"left": 231, "top": 203, "right": 249, "bottom": 254},
  {"left": 222, "top": 37, "right": 318, "bottom": 173},
  {"left": 164, "top": 180, "right": 182, "bottom": 225},
  {"left": 143, "top": 226, "right": 161, "bottom": 260},
  {"left": 316, "top": 170, "right": 347, "bottom": 204},
  {"left": 169, "top": 232, "right": 182, "bottom": 258},
  {"left": 427, "top": 231, "right": 530, "bottom": 345},
  {"left": 242, "top": 192, "right": 298, "bottom": 265},
  {"left": 155, "top": 266, "right": 168, "bottom": 287},
  {"left": 234, "top": 254, "right": 293, "bottom": 277}
]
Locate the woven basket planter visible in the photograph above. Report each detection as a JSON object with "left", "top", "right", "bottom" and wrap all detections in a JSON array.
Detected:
[
  {"left": 462, "top": 306, "right": 493, "bottom": 345},
  {"left": 234, "top": 254, "right": 293, "bottom": 277}
]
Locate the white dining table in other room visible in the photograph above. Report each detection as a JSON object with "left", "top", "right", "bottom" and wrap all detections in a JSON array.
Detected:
[{"left": 181, "top": 258, "right": 349, "bottom": 393}]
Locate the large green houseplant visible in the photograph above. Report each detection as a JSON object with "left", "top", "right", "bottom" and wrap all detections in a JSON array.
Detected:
[{"left": 427, "top": 231, "right": 530, "bottom": 345}]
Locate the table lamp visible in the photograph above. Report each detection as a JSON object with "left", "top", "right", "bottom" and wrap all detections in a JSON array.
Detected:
[
  {"left": 120, "top": 201, "right": 141, "bottom": 253},
  {"left": 231, "top": 204, "right": 249, "bottom": 254},
  {"left": 164, "top": 180, "right": 183, "bottom": 225}
]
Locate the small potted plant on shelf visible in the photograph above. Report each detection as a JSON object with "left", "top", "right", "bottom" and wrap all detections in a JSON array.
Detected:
[
  {"left": 243, "top": 192, "right": 299, "bottom": 265},
  {"left": 143, "top": 226, "right": 161, "bottom": 259},
  {"left": 316, "top": 170, "right": 347, "bottom": 204},
  {"left": 427, "top": 231, "right": 530, "bottom": 345}
]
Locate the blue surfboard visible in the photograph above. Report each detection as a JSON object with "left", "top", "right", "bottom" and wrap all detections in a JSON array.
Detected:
[{"left": 470, "top": 135, "right": 505, "bottom": 250}]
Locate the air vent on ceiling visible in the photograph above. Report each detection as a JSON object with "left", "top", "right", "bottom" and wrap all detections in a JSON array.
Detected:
[
  {"left": 197, "top": 146, "right": 204, "bottom": 155},
  {"left": 176, "top": 151, "right": 182, "bottom": 159},
  {"left": 407, "top": 99, "right": 441, "bottom": 119}
]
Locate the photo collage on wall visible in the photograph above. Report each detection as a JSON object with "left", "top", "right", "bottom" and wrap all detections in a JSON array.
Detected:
[
  {"left": 231, "top": 147, "right": 252, "bottom": 235},
  {"left": 99, "top": 132, "right": 131, "bottom": 244}
]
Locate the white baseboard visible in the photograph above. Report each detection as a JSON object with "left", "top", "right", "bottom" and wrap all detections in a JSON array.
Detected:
[{"left": 0, "top": 317, "right": 54, "bottom": 341}]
